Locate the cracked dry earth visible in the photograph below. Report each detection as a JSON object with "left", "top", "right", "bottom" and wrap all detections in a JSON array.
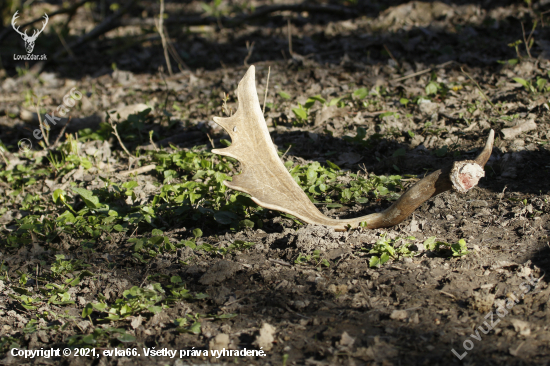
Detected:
[{"left": 2, "top": 0, "right": 550, "bottom": 365}]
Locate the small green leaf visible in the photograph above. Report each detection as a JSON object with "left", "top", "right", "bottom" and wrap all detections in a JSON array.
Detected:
[
  {"left": 423, "top": 236, "right": 437, "bottom": 250},
  {"left": 188, "top": 321, "right": 201, "bottom": 334},
  {"left": 148, "top": 306, "right": 163, "bottom": 315},
  {"left": 308, "top": 95, "right": 326, "bottom": 104},
  {"left": 184, "top": 240, "right": 196, "bottom": 249},
  {"left": 513, "top": 77, "right": 530, "bottom": 89},
  {"left": 292, "top": 104, "right": 308, "bottom": 120},
  {"left": 277, "top": 91, "right": 291, "bottom": 100},
  {"left": 328, "top": 97, "right": 342, "bottom": 106},
  {"left": 116, "top": 333, "right": 136, "bottom": 343},
  {"left": 380, "top": 252, "right": 390, "bottom": 265},
  {"left": 171, "top": 275, "right": 182, "bottom": 284},
  {"left": 72, "top": 188, "right": 102, "bottom": 209},
  {"left": 536, "top": 78, "right": 547, "bottom": 91},
  {"left": 82, "top": 303, "right": 93, "bottom": 318},
  {"left": 193, "top": 228, "right": 203, "bottom": 238},
  {"left": 326, "top": 160, "right": 340, "bottom": 170},
  {"left": 369, "top": 256, "right": 380, "bottom": 268},
  {"left": 240, "top": 219, "right": 254, "bottom": 229},
  {"left": 92, "top": 302, "right": 107, "bottom": 312},
  {"left": 353, "top": 88, "right": 368, "bottom": 100},
  {"left": 52, "top": 189, "right": 66, "bottom": 204},
  {"left": 82, "top": 334, "right": 97, "bottom": 344},
  {"left": 425, "top": 81, "right": 438, "bottom": 96}
]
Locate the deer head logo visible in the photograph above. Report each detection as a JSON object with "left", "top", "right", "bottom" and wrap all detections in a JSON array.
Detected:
[{"left": 12, "top": 11, "right": 48, "bottom": 54}]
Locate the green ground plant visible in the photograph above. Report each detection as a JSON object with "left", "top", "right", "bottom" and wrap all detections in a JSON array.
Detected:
[
  {"left": 0, "top": 105, "right": 410, "bottom": 351},
  {"left": 423, "top": 236, "right": 470, "bottom": 257},
  {"left": 366, "top": 234, "right": 416, "bottom": 268}
]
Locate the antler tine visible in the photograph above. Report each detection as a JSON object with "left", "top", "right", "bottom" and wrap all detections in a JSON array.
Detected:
[
  {"left": 39, "top": 13, "right": 49, "bottom": 32},
  {"left": 11, "top": 10, "right": 26, "bottom": 36},
  {"left": 32, "top": 13, "right": 48, "bottom": 38},
  {"left": 211, "top": 66, "right": 495, "bottom": 232}
]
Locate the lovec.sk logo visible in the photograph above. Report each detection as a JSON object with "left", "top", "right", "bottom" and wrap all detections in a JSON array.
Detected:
[{"left": 12, "top": 10, "right": 48, "bottom": 61}]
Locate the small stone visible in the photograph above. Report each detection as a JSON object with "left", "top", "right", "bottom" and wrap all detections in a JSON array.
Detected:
[
  {"left": 470, "top": 200, "right": 488, "bottom": 208},
  {"left": 390, "top": 310, "right": 408, "bottom": 320},
  {"left": 131, "top": 315, "right": 143, "bottom": 329},
  {"left": 209, "top": 333, "right": 230, "bottom": 351},
  {"left": 327, "top": 284, "right": 348, "bottom": 295},
  {"left": 511, "top": 139, "right": 525, "bottom": 147},
  {"left": 409, "top": 217, "right": 420, "bottom": 232},
  {"left": 470, "top": 292, "right": 495, "bottom": 313},
  {"left": 510, "top": 319, "right": 530, "bottom": 336},
  {"left": 253, "top": 323, "right": 276, "bottom": 351},
  {"left": 501, "top": 118, "right": 537, "bottom": 140},
  {"left": 418, "top": 99, "right": 438, "bottom": 116},
  {"left": 339, "top": 331, "right": 355, "bottom": 348}
]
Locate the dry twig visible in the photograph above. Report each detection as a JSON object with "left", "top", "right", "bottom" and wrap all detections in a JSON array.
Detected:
[
  {"left": 521, "top": 21, "right": 537, "bottom": 59},
  {"left": 0, "top": 148, "right": 9, "bottom": 166},
  {"left": 461, "top": 67, "right": 498, "bottom": 112},
  {"left": 50, "top": 116, "right": 73, "bottom": 149},
  {"left": 107, "top": 114, "right": 132, "bottom": 158},
  {"left": 149, "top": 131, "right": 159, "bottom": 152},
  {"left": 163, "top": 29, "right": 191, "bottom": 72},
  {"left": 263, "top": 66, "right": 271, "bottom": 115},
  {"left": 52, "top": 25, "right": 75, "bottom": 59},
  {"left": 391, "top": 60, "right": 454, "bottom": 82},
  {"left": 35, "top": 101, "right": 49, "bottom": 147},
  {"left": 120, "top": 164, "right": 156, "bottom": 176},
  {"left": 156, "top": 0, "right": 173, "bottom": 76},
  {"left": 244, "top": 41, "right": 255, "bottom": 67}
]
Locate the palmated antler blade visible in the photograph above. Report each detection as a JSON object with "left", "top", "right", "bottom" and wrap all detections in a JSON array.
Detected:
[
  {"left": 212, "top": 66, "right": 494, "bottom": 231},
  {"left": 213, "top": 66, "right": 338, "bottom": 227}
]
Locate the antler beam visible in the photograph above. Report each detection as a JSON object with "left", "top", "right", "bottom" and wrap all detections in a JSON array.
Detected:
[{"left": 212, "top": 66, "right": 494, "bottom": 231}]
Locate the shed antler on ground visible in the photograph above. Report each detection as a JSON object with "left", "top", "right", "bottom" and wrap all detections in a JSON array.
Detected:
[{"left": 212, "top": 66, "right": 494, "bottom": 231}]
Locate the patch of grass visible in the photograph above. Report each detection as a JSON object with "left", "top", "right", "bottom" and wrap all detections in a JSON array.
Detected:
[
  {"left": 50, "top": 254, "right": 90, "bottom": 278},
  {"left": 513, "top": 72, "right": 550, "bottom": 95},
  {"left": 67, "top": 327, "right": 136, "bottom": 347},
  {"left": 423, "top": 236, "right": 470, "bottom": 257},
  {"left": 365, "top": 234, "right": 416, "bottom": 268},
  {"left": 3, "top": 142, "right": 406, "bottom": 251},
  {"left": 0, "top": 115, "right": 409, "bottom": 352},
  {"left": 291, "top": 95, "right": 342, "bottom": 126},
  {"left": 294, "top": 249, "right": 330, "bottom": 270},
  {"left": 285, "top": 160, "right": 403, "bottom": 204}
]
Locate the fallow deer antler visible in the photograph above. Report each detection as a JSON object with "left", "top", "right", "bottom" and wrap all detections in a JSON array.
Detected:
[{"left": 212, "top": 66, "right": 494, "bottom": 231}]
